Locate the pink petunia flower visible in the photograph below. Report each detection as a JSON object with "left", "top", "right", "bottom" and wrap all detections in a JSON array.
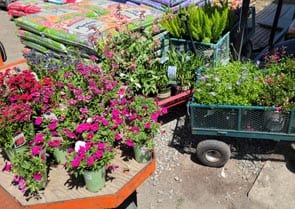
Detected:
[
  {"left": 126, "top": 139, "right": 134, "bottom": 147},
  {"left": 144, "top": 122, "right": 151, "bottom": 129},
  {"left": 2, "top": 162, "right": 12, "bottom": 172},
  {"left": 32, "top": 146, "right": 42, "bottom": 156},
  {"left": 34, "top": 117, "right": 43, "bottom": 125},
  {"left": 33, "top": 173, "right": 43, "bottom": 181}
]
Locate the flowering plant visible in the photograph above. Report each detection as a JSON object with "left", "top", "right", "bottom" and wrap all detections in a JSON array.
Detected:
[
  {"left": 194, "top": 55, "right": 295, "bottom": 111},
  {"left": 96, "top": 25, "right": 162, "bottom": 96},
  {"left": 0, "top": 68, "right": 55, "bottom": 149},
  {"left": 119, "top": 96, "right": 167, "bottom": 150},
  {"left": 10, "top": 133, "right": 47, "bottom": 195},
  {"left": 194, "top": 61, "right": 265, "bottom": 105},
  {"left": 65, "top": 140, "right": 115, "bottom": 176},
  {"left": 257, "top": 54, "right": 295, "bottom": 110}
]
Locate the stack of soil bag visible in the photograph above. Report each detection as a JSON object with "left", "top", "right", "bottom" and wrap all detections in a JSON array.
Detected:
[
  {"left": 13, "top": 0, "right": 165, "bottom": 58},
  {"left": 127, "top": 0, "right": 210, "bottom": 12}
]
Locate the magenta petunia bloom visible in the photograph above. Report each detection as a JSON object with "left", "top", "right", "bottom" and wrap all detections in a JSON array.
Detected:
[
  {"left": 162, "top": 107, "right": 168, "bottom": 114},
  {"left": 32, "top": 146, "right": 42, "bottom": 156},
  {"left": 94, "top": 150, "right": 103, "bottom": 159},
  {"left": 97, "top": 142, "right": 105, "bottom": 150},
  {"left": 33, "top": 173, "right": 43, "bottom": 181},
  {"left": 112, "top": 109, "right": 120, "bottom": 117},
  {"left": 34, "top": 117, "right": 43, "bottom": 125},
  {"left": 87, "top": 156, "right": 95, "bottom": 167},
  {"left": 34, "top": 132, "right": 44, "bottom": 144},
  {"left": 90, "top": 123, "right": 99, "bottom": 132},
  {"left": 48, "top": 122, "right": 57, "bottom": 131},
  {"left": 126, "top": 139, "right": 134, "bottom": 147},
  {"left": 144, "top": 122, "right": 151, "bottom": 129},
  {"left": 102, "top": 118, "right": 109, "bottom": 126},
  {"left": 2, "top": 162, "right": 12, "bottom": 172},
  {"left": 75, "top": 123, "right": 90, "bottom": 133},
  {"left": 72, "top": 157, "right": 81, "bottom": 168},
  {"left": 48, "top": 139, "right": 62, "bottom": 147},
  {"left": 128, "top": 114, "right": 137, "bottom": 121},
  {"left": 115, "top": 133, "right": 122, "bottom": 140},
  {"left": 151, "top": 112, "right": 160, "bottom": 122}
]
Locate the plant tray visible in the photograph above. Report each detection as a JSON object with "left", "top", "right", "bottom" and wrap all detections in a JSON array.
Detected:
[
  {"left": 158, "top": 89, "right": 193, "bottom": 109},
  {"left": 0, "top": 150, "right": 155, "bottom": 209},
  {"left": 188, "top": 103, "right": 295, "bottom": 141},
  {"left": 162, "top": 32, "right": 230, "bottom": 67}
]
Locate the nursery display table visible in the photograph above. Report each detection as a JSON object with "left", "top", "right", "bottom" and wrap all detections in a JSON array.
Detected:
[{"left": 0, "top": 150, "right": 155, "bottom": 209}]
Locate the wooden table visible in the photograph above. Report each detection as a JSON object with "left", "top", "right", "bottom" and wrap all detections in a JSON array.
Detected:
[{"left": 0, "top": 152, "right": 155, "bottom": 209}]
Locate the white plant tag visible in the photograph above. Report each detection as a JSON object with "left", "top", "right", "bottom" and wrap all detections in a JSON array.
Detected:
[
  {"left": 167, "top": 66, "right": 177, "bottom": 80},
  {"left": 13, "top": 132, "right": 26, "bottom": 148},
  {"left": 43, "top": 112, "right": 57, "bottom": 120}
]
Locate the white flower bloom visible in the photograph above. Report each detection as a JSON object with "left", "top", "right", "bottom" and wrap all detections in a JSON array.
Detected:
[{"left": 75, "top": 141, "right": 86, "bottom": 152}]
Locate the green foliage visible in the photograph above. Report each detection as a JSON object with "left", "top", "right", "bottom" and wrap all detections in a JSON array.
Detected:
[
  {"left": 160, "top": 3, "right": 231, "bottom": 43},
  {"left": 194, "top": 61, "right": 265, "bottom": 105},
  {"left": 165, "top": 49, "right": 206, "bottom": 87}
]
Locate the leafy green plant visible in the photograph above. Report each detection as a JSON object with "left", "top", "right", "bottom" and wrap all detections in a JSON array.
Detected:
[
  {"left": 160, "top": 3, "right": 231, "bottom": 43},
  {"left": 194, "top": 61, "right": 265, "bottom": 105},
  {"left": 97, "top": 27, "right": 161, "bottom": 96},
  {"left": 165, "top": 49, "right": 206, "bottom": 88}
]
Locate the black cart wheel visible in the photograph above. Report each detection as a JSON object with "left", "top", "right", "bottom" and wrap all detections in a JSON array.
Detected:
[{"left": 196, "top": 140, "right": 231, "bottom": 168}]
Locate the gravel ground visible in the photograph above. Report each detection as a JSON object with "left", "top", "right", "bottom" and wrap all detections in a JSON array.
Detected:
[{"left": 136, "top": 104, "right": 277, "bottom": 209}]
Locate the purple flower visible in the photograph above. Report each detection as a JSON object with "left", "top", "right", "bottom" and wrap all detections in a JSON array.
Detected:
[
  {"left": 32, "top": 146, "right": 42, "bottom": 156},
  {"left": 126, "top": 139, "right": 134, "bottom": 147},
  {"left": 75, "top": 123, "right": 90, "bottom": 133},
  {"left": 34, "top": 132, "right": 44, "bottom": 144},
  {"left": 94, "top": 150, "right": 103, "bottom": 159},
  {"left": 162, "top": 107, "right": 168, "bottom": 114},
  {"left": 33, "top": 173, "right": 43, "bottom": 181},
  {"left": 34, "top": 117, "right": 43, "bottom": 125},
  {"left": 97, "top": 142, "right": 105, "bottom": 150},
  {"left": 48, "top": 122, "right": 57, "bottom": 131},
  {"left": 2, "top": 162, "right": 12, "bottom": 172},
  {"left": 48, "top": 139, "right": 62, "bottom": 147},
  {"left": 115, "top": 133, "right": 122, "bottom": 140},
  {"left": 72, "top": 157, "right": 81, "bottom": 168},
  {"left": 144, "top": 122, "right": 151, "bottom": 129},
  {"left": 151, "top": 112, "right": 160, "bottom": 122},
  {"left": 87, "top": 156, "right": 95, "bottom": 166},
  {"left": 112, "top": 109, "right": 120, "bottom": 118},
  {"left": 128, "top": 114, "right": 137, "bottom": 121},
  {"left": 102, "top": 119, "right": 109, "bottom": 126},
  {"left": 90, "top": 123, "right": 99, "bottom": 132}
]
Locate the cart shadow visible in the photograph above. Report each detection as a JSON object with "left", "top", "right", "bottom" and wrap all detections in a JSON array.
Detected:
[{"left": 162, "top": 104, "right": 295, "bottom": 172}]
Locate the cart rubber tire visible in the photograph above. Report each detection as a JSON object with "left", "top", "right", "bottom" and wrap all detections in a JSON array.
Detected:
[{"left": 196, "top": 140, "right": 231, "bottom": 168}]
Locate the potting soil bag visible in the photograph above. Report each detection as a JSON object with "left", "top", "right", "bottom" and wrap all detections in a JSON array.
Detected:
[
  {"left": 152, "top": 0, "right": 186, "bottom": 6},
  {"left": 14, "top": 17, "right": 46, "bottom": 34},
  {"left": 20, "top": 40, "right": 50, "bottom": 54},
  {"left": 8, "top": 10, "right": 27, "bottom": 17},
  {"left": 18, "top": 29, "right": 68, "bottom": 53}
]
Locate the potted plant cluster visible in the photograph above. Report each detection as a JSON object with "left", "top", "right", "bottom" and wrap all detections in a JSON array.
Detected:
[
  {"left": 0, "top": 50, "right": 167, "bottom": 196},
  {"left": 160, "top": 2, "right": 235, "bottom": 66},
  {"left": 193, "top": 49, "right": 295, "bottom": 132}
]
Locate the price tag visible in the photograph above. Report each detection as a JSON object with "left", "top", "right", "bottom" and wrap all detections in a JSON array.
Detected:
[
  {"left": 167, "top": 65, "right": 177, "bottom": 80},
  {"left": 13, "top": 132, "right": 26, "bottom": 148}
]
